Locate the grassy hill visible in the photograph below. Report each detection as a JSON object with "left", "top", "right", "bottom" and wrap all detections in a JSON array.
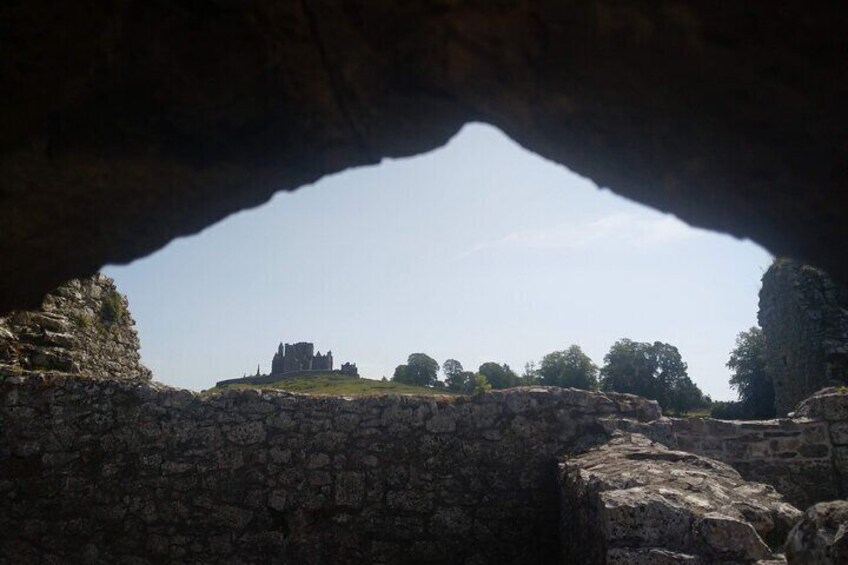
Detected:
[{"left": 209, "top": 372, "right": 456, "bottom": 396}]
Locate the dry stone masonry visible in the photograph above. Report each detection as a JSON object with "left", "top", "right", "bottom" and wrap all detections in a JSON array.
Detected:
[
  {"left": 794, "top": 388, "right": 848, "bottom": 498},
  {"left": 1, "top": 376, "right": 659, "bottom": 564},
  {"left": 0, "top": 274, "right": 150, "bottom": 382},
  {"left": 759, "top": 259, "right": 848, "bottom": 416},
  {"left": 669, "top": 417, "right": 838, "bottom": 509},
  {"left": 4, "top": 373, "right": 848, "bottom": 563}
]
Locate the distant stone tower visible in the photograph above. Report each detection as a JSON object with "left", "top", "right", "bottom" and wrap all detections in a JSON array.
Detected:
[
  {"left": 313, "top": 350, "right": 333, "bottom": 371},
  {"left": 271, "top": 343, "right": 285, "bottom": 375},
  {"left": 283, "top": 342, "right": 314, "bottom": 373}
]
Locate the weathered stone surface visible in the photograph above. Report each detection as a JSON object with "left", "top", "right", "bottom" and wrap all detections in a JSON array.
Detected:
[
  {"left": 668, "top": 416, "right": 840, "bottom": 509},
  {"left": 0, "top": 274, "right": 150, "bottom": 382},
  {"left": 792, "top": 388, "right": 848, "bottom": 495},
  {"left": 560, "top": 433, "right": 800, "bottom": 564},
  {"left": 759, "top": 260, "right": 848, "bottom": 416},
  {"left": 4, "top": 370, "right": 848, "bottom": 562},
  {"left": 785, "top": 501, "right": 848, "bottom": 565},
  {"left": 0, "top": 376, "right": 660, "bottom": 564},
  {"left": 2, "top": 4, "right": 848, "bottom": 314},
  {"left": 795, "top": 388, "right": 848, "bottom": 422}
]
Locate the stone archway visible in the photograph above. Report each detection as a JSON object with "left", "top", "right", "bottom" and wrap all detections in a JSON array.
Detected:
[{"left": 3, "top": 2, "right": 847, "bottom": 313}]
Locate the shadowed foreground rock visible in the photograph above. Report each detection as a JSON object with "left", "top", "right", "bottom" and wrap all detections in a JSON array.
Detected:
[
  {"left": 560, "top": 432, "right": 801, "bottom": 564},
  {"left": 785, "top": 501, "right": 848, "bottom": 565}
]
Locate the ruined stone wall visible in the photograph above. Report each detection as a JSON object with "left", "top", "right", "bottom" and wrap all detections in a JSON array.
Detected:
[
  {"left": 669, "top": 417, "right": 839, "bottom": 509},
  {"left": 4, "top": 373, "right": 848, "bottom": 563},
  {"left": 795, "top": 388, "right": 848, "bottom": 498},
  {"left": 0, "top": 377, "right": 658, "bottom": 565},
  {"left": 759, "top": 259, "right": 848, "bottom": 416},
  {"left": 0, "top": 274, "right": 150, "bottom": 382}
]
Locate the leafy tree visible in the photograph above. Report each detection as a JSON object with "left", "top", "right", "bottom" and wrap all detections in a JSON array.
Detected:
[
  {"left": 478, "top": 362, "right": 520, "bottom": 389},
  {"left": 440, "top": 369, "right": 488, "bottom": 394},
  {"left": 668, "top": 375, "right": 709, "bottom": 415},
  {"left": 723, "top": 327, "right": 775, "bottom": 419},
  {"left": 710, "top": 400, "right": 747, "bottom": 419},
  {"left": 522, "top": 361, "right": 538, "bottom": 385},
  {"left": 600, "top": 339, "right": 706, "bottom": 414},
  {"left": 472, "top": 373, "right": 492, "bottom": 395},
  {"left": 445, "top": 373, "right": 467, "bottom": 391},
  {"left": 453, "top": 371, "right": 478, "bottom": 394},
  {"left": 392, "top": 353, "right": 439, "bottom": 387},
  {"left": 537, "top": 345, "right": 598, "bottom": 390},
  {"left": 392, "top": 364, "right": 409, "bottom": 383},
  {"left": 443, "top": 359, "right": 465, "bottom": 391}
]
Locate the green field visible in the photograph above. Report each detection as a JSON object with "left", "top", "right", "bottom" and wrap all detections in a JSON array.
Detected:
[{"left": 209, "top": 373, "right": 457, "bottom": 396}]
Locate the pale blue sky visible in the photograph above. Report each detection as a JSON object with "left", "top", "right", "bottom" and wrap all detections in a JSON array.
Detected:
[{"left": 104, "top": 123, "right": 772, "bottom": 400}]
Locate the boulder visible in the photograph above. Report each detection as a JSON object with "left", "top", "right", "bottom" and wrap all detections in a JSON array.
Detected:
[
  {"left": 560, "top": 432, "right": 801, "bottom": 563},
  {"left": 785, "top": 501, "right": 848, "bottom": 565}
]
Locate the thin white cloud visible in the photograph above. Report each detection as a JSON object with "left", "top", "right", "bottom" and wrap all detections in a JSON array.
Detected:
[{"left": 465, "top": 212, "right": 704, "bottom": 256}]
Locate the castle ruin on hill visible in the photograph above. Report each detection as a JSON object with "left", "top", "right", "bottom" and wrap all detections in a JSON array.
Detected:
[
  {"left": 271, "top": 342, "right": 332, "bottom": 374},
  {"left": 270, "top": 341, "right": 358, "bottom": 377},
  {"left": 216, "top": 341, "right": 359, "bottom": 387}
]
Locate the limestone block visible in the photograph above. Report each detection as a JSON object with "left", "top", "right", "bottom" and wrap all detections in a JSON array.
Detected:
[
  {"left": 785, "top": 501, "right": 848, "bottom": 564},
  {"left": 224, "top": 421, "right": 265, "bottom": 445},
  {"left": 334, "top": 472, "right": 365, "bottom": 508},
  {"left": 795, "top": 389, "right": 848, "bottom": 421},
  {"left": 695, "top": 512, "right": 772, "bottom": 561},
  {"left": 830, "top": 422, "right": 848, "bottom": 445},
  {"left": 425, "top": 413, "right": 456, "bottom": 433},
  {"left": 560, "top": 433, "right": 801, "bottom": 564}
]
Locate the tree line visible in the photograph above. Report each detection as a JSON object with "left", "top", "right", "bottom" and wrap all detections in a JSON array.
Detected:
[
  {"left": 392, "top": 324, "right": 778, "bottom": 419},
  {"left": 391, "top": 339, "right": 710, "bottom": 415}
]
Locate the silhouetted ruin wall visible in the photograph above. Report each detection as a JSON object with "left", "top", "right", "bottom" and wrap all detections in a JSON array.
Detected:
[{"left": 759, "top": 259, "right": 848, "bottom": 416}]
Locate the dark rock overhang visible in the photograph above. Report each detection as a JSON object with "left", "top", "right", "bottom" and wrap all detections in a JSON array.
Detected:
[{"left": 2, "top": 2, "right": 846, "bottom": 313}]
